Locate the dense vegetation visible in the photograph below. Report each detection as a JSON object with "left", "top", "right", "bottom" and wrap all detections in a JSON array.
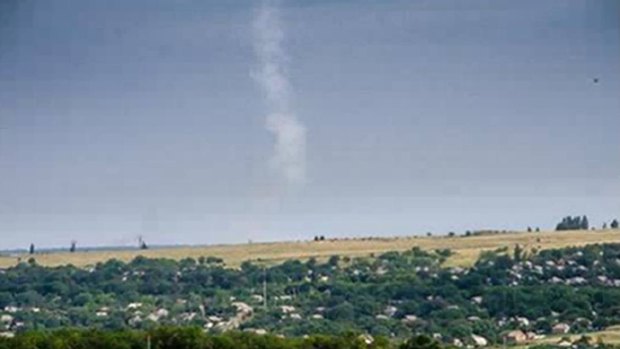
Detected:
[
  {"left": 555, "top": 216, "right": 590, "bottom": 231},
  {"left": 2, "top": 243, "right": 620, "bottom": 347},
  {"left": 0, "top": 327, "right": 390, "bottom": 349},
  {"left": 0, "top": 328, "right": 618, "bottom": 349}
]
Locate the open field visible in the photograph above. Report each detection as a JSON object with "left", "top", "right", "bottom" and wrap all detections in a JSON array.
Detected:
[
  {"left": 507, "top": 326, "right": 620, "bottom": 348},
  {"left": 538, "top": 329, "right": 620, "bottom": 345},
  {"left": 1, "top": 229, "right": 619, "bottom": 269}
]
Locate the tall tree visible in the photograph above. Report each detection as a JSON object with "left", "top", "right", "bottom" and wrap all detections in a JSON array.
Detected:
[
  {"left": 581, "top": 215, "right": 589, "bottom": 230},
  {"left": 513, "top": 244, "right": 524, "bottom": 262}
]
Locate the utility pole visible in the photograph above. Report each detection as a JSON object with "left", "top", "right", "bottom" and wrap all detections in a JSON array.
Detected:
[{"left": 263, "top": 266, "right": 268, "bottom": 310}]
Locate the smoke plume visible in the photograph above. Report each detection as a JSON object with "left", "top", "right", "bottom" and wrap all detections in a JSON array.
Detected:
[{"left": 253, "top": 0, "right": 306, "bottom": 185}]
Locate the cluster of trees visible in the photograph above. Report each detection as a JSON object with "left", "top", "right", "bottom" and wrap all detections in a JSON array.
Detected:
[
  {"left": 604, "top": 219, "right": 619, "bottom": 230},
  {"left": 0, "top": 327, "right": 391, "bottom": 349},
  {"left": 555, "top": 216, "right": 620, "bottom": 231},
  {"left": 0, "top": 328, "right": 465, "bottom": 349},
  {"left": 1, "top": 329, "right": 617, "bottom": 349},
  {"left": 556, "top": 216, "right": 589, "bottom": 231}
]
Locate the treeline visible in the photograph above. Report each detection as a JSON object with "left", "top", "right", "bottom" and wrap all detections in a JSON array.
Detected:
[
  {"left": 0, "top": 328, "right": 617, "bottom": 349},
  {"left": 555, "top": 215, "right": 619, "bottom": 231},
  {"left": 556, "top": 216, "right": 590, "bottom": 231},
  {"left": 0, "top": 327, "right": 404, "bottom": 349}
]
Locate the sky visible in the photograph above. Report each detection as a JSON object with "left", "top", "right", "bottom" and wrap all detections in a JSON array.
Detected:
[{"left": 1, "top": 0, "right": 619, "bottom": 249}]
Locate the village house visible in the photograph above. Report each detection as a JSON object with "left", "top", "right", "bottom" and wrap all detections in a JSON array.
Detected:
[
  {"left": 384, "top": 305, "right": 398, "bottom": 317},
  {"left": 155, "top": 308, "right": 169, "bottom": 318},
  {"left": 244, "top": 328, "right": 267, "bottom": 335},
  {"left": 231, "top": 302, "right": 253, "bottom": 319},
  {"left": 504, "top": 330, "right": 528, "bottom": 344},
  {"left": 471, "top": 334, "right": 488, "bottom": 347},
  {"left": 0, "top": 314, "right": 13, "bottom": 324},
  {"left": 515, "top": 316, "right": 530, "bottom": 327},
  {"left": 128, "top": 315, "right": 142, "bottom": 327},
  {"left": 471, "top": 296, "right": 483, "bottom": 304},
  {"left": 208, "top": 315, "right": 222, "bottom": 323},
  {"left": 280, "top": 305, "right": 296, "bottom": 314},
  {"left": 402, "top": 315, "right": 418, "bottom": 323},
  {"left": 3, "top": 306, "right": 18, "bottom": 314},
  {"left": 179, "top": 312, "right": 197, "bottom": 322},
  {"left": 552, "top": 323, "right": 571, "bottom": 335},
  {"left": 126, "top": 302, "right": 142, "bottom": 310},
  {"left": 358, "top": 334, "right": 374, "bottom": 345}
]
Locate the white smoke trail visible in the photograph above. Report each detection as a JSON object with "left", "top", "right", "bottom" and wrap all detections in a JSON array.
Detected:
[{"left": 253, "top": 0, "right": 306, "bottom": 185}]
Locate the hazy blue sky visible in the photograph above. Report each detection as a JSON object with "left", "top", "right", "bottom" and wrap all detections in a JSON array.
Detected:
[{"left": 1, "top": 0, "right": 619, "bottom": 249}]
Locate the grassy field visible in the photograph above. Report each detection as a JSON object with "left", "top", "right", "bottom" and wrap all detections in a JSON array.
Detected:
[
  {"left": 510, "top": 326, "right": 620, "bottom": 347},
  {"left": 1, "top": 229, "right": 619, "bottom": 269}
]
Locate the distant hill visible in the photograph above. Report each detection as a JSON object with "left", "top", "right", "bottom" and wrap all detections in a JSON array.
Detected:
[{"left": 1, "top": 228, "right": 619, "bottom": 269}]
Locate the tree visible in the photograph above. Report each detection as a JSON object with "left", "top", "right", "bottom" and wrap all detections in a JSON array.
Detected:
[
  {"left": 611, "top": 219, "right": 619, "bottom": 229},
  {"left": 0, "top": 292, "right": 13, "bottom": 308},
  {"left": 327, "top": 255, "right": 340, "bottom": 267},
  {"left": 29, "top": 243, "right": 35, "bottom": 255},
  {"left": 400, "top": 335, "right": 442, "bottom": 349},
  {"left": 581, "top": 215, "right": 589, "bottom": 230},
  {"left": 325, "top": 302, "right": 355, "bottom": 321},
  {"left": 138, "top": 236, "right": 148, "bottom": 250},
  {"left": 556, "top": 216, "right": 589, "bottom": 231},
  {"left": 70, "top": 240, "right": 77, "bottom": 253},
  {"left": 206, "top": 256, "right": 223, "bottom": 264},
  {"left": 514, "top": 244, "right": 524, "bottom": 262},
  {"left": 527, "top": 227, "right": 532, "bottom": 232}
]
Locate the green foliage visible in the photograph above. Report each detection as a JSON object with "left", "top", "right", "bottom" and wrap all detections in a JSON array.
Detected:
[
  {"left": 556, "top": 215, "right": 589, "bottom": 231},
  {"left": 2, "top": 244, "right": 620, "bottom": 344},
  {"left": 0, "top": 328, "right": 393, "bottom": 349},
  {"left": 399, "top": 335, "right": 441, "bottom": 349}
]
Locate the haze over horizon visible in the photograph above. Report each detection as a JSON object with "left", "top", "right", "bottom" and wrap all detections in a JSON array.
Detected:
[{"left": 1, "top": 0, "right": 619, "bottom": 249}]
